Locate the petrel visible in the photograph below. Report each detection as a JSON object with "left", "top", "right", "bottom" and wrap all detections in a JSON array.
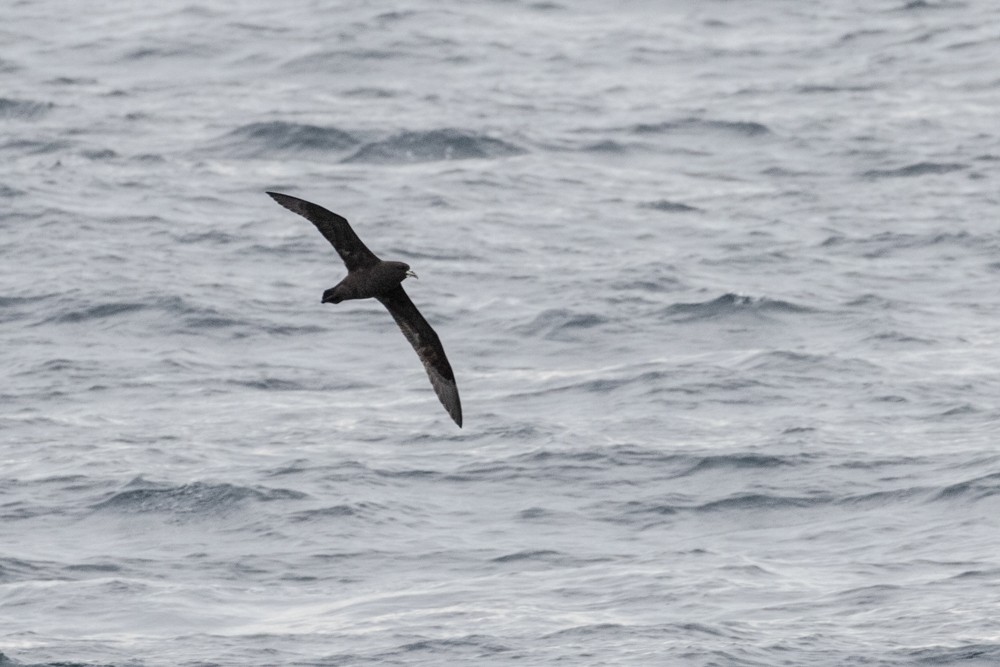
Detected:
[{"left": 267, "top": 192, "right": 462, "bottom": 427}]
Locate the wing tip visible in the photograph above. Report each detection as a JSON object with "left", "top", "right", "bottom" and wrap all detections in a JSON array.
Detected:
[
  {"left": 266, "top": 191, "right": 290, "bottom": 207},
  {"left": 267, "top": 191, "right": 310, "bottom": 218},
  {"left": 447, "top": 392, "right": 463, "bottom": 428},
  {"left": 435, "top": 380, "right": 462, "bottom": 428}
]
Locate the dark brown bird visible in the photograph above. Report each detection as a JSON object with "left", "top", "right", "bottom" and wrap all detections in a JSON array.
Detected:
[{"left": 267, "top": 192, "right": 462, "bottom": 427}]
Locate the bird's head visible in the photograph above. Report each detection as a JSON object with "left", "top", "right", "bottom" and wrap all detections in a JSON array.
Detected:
[{"left": 386, "top": 261, "right": 417, "bottom": 282}]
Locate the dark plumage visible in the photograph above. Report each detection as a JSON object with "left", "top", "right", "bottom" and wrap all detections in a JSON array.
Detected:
[{"left": 267, "top": 192, "right": 462, "bottom": 427}]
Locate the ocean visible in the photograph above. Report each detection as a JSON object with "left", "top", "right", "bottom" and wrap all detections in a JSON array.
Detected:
[{"left": 3, "top": 1, "right": 1000, "bottom": 665}]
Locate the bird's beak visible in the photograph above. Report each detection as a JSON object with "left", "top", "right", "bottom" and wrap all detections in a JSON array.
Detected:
[{"left": 406, "top": 269, "right": 418, "bottom": 279}]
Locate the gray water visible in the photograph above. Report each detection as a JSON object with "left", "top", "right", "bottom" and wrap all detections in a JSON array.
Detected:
[{"left": 4, "top": 1, "right": 1000, "bottom": 665}]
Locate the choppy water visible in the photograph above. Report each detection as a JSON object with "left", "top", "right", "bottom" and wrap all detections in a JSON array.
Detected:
[{"left": 4, "top": 1, "right": 1000, "bottom": 665}]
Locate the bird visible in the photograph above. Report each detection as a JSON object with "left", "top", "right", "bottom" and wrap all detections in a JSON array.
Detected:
[{"left": 266, "top": 192, "right": 462, "bottom": 427}]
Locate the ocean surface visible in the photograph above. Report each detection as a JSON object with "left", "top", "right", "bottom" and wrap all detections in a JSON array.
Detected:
[{"left": 4, "top": 1, "right": 1000, "bottom": 665}]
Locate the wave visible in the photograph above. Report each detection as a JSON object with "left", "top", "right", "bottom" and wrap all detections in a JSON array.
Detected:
[
  {"left": 47, "top": 300, "right": 150, "bottom": 324},
  {"left": 172, "top": 229, "right": 238, "bottom": 245},
  {"left": 836, "top": 487, "right": 928, "bottom": 507},
  {"left": 210, "top": 125, "right": 526, "bottom": 163},
  {"left": 91, "top": 479, "right": 306, "bottom": 517},
  {"left": 13, "top": 358, "right": 102, "bottom": 379},
  {"left": 396, "top": 634, "right": 511, "bottom": 658},
  {"left": 822, "top": 230, "right": 989, "bottom": 257},
  {"left": 0, "top": 651, "right": 117, "bottom": 667},
  {"left": 46, "top": 76, "right": 97, "bottom": 85},
  {"left": 289, "top": 501, "right": 390, "bottom": 523},
  {"left": 39, "top": 294, "right": 312, "bottom": 338},
  {"left": 226, "top": 377, "right": 307, "bottom": 391},
  {"left": 583, "top": 139, "right": 630, "bottom": 153},
  {"left": 610, "top": 261, "right": 682, "bottom": 293},
  {"left": 631, "top": 118, "right": 772, "bottom": 137},
  {"left": 541, "top": 624, "right": 626, "bottom": 639},
  {"left": 42, "top": 294, "right": 199, "bottom": 326},
  {"left": 737, "top": 350, "right": 881, "bottom": 375},
  {"left": 0, "top": 183, "right": 24, "bottom": 197},
  {"left": 696, "top": 492, "right": 826, "bottom": 512},
  {"left": 2, "top": 138, "right": 71, "bottom": 154},
  {"left": 641, "top": 199, "right": 700, "bottom": 213},
  {"left": 515, "top": 308, "right": 609, "bottom": 340},
  {"left": 0, "top": 97, "right": 53, "bottom": 119},
  {"left": 663, "top": 293, "right": 815, "bottom": 322},
  {"left": 217, "top": 121, "right": 358, "bottom": 157},
  {"left": 491, "top": 549, "right": 562, "bottom": 563},
  {"left": 447, "top": 446, "right": 804, "bottom": 483},
  {"left": 0, "top": 294, "right": 36, "bottom": 310},
  {"left": 861, "top": 162, "right": 966, "bottom": 179},
  {"left": 897, "top": 0, "right": 941, "bottom": 10},
  {"left": 684, "top": 453, "right": 796, "bottom": 473},
  {"left": 0, "top": 557, "right": 46, "bottom": 583},
  {"left": 81, "top": 148, "right": 117, "bottom": 160},
  {"left": 931, "top": 471, "right": 1000, "bottom": 503},
  {"left": 343, "top": 129, "right": 525, "bottom": 164},
  {"left": 609, "top": 494, "right": 818, "bottom": 524},
  {"left": 795, "top": 83, "right": 876, "bottom": 94},
  {"left": 342, "top": 87, "right": 398, "bottom": 98},
  {"left": 899, "top": 644, "right": 1000, "bottom": 665},
  {"left": 863, "top": 330, "right": 935, "bottom": 345},
  {"left": 282, "top": 48, "right": 401, "bottom": 73}
]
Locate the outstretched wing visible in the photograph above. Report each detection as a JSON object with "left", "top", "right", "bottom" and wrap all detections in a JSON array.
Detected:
[
  {"left": 376, "top": 285, "right": 462, "bottom": 427},
  {"left": 267, "top": 192, "right": 380, "bottom": 272}
]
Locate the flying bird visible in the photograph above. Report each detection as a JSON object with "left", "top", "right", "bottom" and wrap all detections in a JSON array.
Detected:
[{"left": 267, "top": 192, "right": 462, "bottom": 427}]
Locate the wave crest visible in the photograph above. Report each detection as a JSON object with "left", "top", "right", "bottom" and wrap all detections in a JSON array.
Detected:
[
  {"left": 343, "top": 129, "right": 525, "bottom": 164},
  {"left": 0, "top": 97, "right": 53, "bottom": 119},
  {"left": 218, "top": 121, "right": 358, "bottom": 157},
  {"left": 663, "top": 293, "right": 814, "bottom": 322},
  {"left": 862, "top": 162, "right": 966, "bottom": 179},
  {"left": 92, "top": 479, "right": 306, "bottom": 517}
]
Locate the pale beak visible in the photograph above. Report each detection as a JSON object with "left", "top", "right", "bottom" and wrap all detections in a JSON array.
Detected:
[{"left": 406, "top": 269, "right": 418, "bottom": 279}]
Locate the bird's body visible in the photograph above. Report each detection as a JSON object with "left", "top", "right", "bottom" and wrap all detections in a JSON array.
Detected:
[
  {"left": 322, "top": 260, "right": 412, "bottom": 304},
  {"left": 266, "top": 192, "right": 462, "bottom": 427}
]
